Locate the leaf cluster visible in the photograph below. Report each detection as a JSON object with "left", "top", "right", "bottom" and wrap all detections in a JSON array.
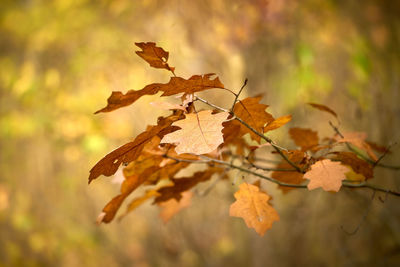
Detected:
[{"left": 90, "top": 42, "right": 399, "bottom": 236}]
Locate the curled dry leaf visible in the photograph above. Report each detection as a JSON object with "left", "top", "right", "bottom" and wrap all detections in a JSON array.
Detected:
[
  {"left": 304, "top": 159, "right": 349, "bottom": 192},
  {"left": 159, "top": 191, "right": 193, "bottom": 224},
  {"left": 229, "top": 182, "right": 279, "bottom": 236},
  {"left": 308, "top": 103, "right": 337, "bottom": 118},
  {"left": 88, "top": 113, "right": 182, "bottom": 183},
  {"left": 135, "top": 42, "right": 175, "bottom": 72},
  {"left": 161, "top": 110, "right": 229, "bottom": 155},
  {"left": 95, "top": 74, "right": 225, "bottom": 113},
  {"left": 335, "top": 132, "right": 378, "bottom": 161},
  {"left": 264, "top": 115, "right": 292, "bottom": 132},
  {"left": 289, "top": 127, "right": 319, "bottom": 151},
  {"left": 119, "top": 190, "right": 160, "bottom": 220}
]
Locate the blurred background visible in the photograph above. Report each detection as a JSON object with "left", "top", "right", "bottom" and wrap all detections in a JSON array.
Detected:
[{"left": 1, "top": 0, "right": 400, "bottom": 266}]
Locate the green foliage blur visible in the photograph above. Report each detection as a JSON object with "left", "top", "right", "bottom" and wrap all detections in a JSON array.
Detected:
[{"left": 1, "top": 0, "right": 399, "bottom": 266}]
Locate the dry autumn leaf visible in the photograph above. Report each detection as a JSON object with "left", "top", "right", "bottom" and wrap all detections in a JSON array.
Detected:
[
  {"left": 289, "top": 127, "right": 319, "bottom": 151},
  {"left": 335, "top": 132, "right": 378, "bottom": 161},
  {"left": 135, "top": 42, "right": 175, "bottom": 73},
  {"left": 88, "top": 113, "right": 182, "bottom": 183},
  {"left": 304, "top": 159, "right": 349, "bottom": 192},
  {"left": 271, "top": 150, "right": 307, "bottom": 193},
  {"left": 224, "top": 96, "right": 274, "bottom": 143},
  {"left": 96, "top": 74, "right": 225, "bottom": 113},
  {"left": 334, "top": 151, "right": 373, "bottom": 180},
  {"left": 308, "top": 103, "right": 337, "bottom": 118},
  {"left": 264, "top": 115, "right": 292, "bottom": 132},
  {"left": 150, "top": 101, "right": 186, "bottom": 111},
  {"left": 159, "top": 191, "right": 193, "bottom": 223},
  {"left": 119, "top": 190, "right": 160, "bottom": 220},
  {"left": 229, "top": 183, "right": 279, "bottom": 236},
  {"left": 154, "top": 168, "right": 223, "bottom": 203},
  {"left": 161, "top": 110, "right": 229, "bottom": 155}
]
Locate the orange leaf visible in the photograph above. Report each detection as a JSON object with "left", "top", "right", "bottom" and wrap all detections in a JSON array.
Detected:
[
  {"left": 88, "top": 113, "right": 181, "bottom": 183},
  {"left": 119, "top": 190, "right": 161, "bottom": 220},
  {"left": 161, "top": 110, "right": 229, "bottom": 155},
  {"left": 304, "top": 159, "right": 349, "bottom": 192},
  {"left": 229, "top": 183, "right": 279, "bottom": 236},
  {"left": 135, "top": 42, "right": 175, "bottom": 73},
  {"left": 225, "top": 96, "right": 274, "bottom": 143},
  {"left": 95, "top": 74, "right": 225, "bottom": 113},
  {"left": 271, "top": 150, "right": 307, "bottom": 193},
  {"left": 159, "top": 191, "right": 193, "bottom": 223},
  {"left": 289, "top": 127, "right": 319, "bottom": 151},
  {"left": 154, "top": 168, "right": 223, "bottom": 203},
  {"left": 335, "top": 132, "right": 378, "bottom": 161},
  {"left": 150, "top": 101, "right": 186, "bottom": 111},
  {"left": 307, "top": 103, "right": 337, "bottom": 118},
  {"left": 334, "top": 152, "right": 373, "bottom": 180},
  {"left": 264, "top": 115, "right": 292, "bottom": 132}
]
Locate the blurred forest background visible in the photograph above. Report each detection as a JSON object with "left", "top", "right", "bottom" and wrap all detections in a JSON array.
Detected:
[{"left": 1, "top": 0, "right": 400, "bottom": 266}]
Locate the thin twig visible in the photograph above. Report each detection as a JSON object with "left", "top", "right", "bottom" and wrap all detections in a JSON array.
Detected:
[
  {"left": 373, "top": 143, "right": 395, "bottom": 167},
  {"left": 165, "top": 154, "right": 400, "bottom": 197},
  {"left": 194, "top": 95, "right": 303, "bottom": 172},
  {"left": 329, "top": 121, "right": 400, "bottom": 170},
  {"left": 231, "top": 78, "right": 248, "bottom": 111},
  {"left": 341, "top": 190, "right": 376, "bottom": 235}
]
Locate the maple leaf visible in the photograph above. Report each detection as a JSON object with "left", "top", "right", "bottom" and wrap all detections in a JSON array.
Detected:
[
  {"left": 88, "top": 113, "right": 182, "bottom": 183},
  {"left": 95, "top": 74, "right": 225, "bottom": 113},
  {"left": 135, "top": 42, "right": 175, "bottom": 73},
  {"left": 334, "top": 152, "right": 373, "bottom": 180},
  {"left": 264, "top": 115, "right": 292, "bottom": 132},
  {"left": 289, "top": 127, "right": 319, "bottom": 151},
  {"left": 229, "top": 183, "right": 279, "bottom": 236},
  {"left": 271, "top": 150, "right": 307, "bottom": 192},
  {"left": 335, "top": 132, "right": 378, "bottom": 161},
  {"left": 308, "top": 103, "right": 337, "bottom": 118},
  {"left": 161, "top": 110, "right": 229, "bottom": 155},
  {"left": 304, "top": 159, "right": 349, "bottom": 192},
  {"left": 223, "top": 96, "right": 274, "bottom": 143},
  {"left": 159, "top": 191, "right": 193, "bottom": 223}
]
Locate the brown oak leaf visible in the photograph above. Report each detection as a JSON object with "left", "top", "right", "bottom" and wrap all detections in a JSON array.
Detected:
[
  {"left": 289, "top": 127, "right": 319, "bottom": 151},
  {"left": 135, "top": 42, "right": 175, "bottom": 73},
  {"left": 154, "top": 168, "right": 223, "bottom": 203},
  {"left": 264, "top": 115, "right": 292, "bottom": 132},
  {"left": 159, "top": 191, "right": 193, "bottom": 223},
  {"left": 224, "top": 96, "right": 274, "bottom": 143},
  {"left": 334, "top": 152, "right": 373, "bottom": 180},
  {"left": 88, "top": 113, "right": 182, "bottom": 183},
  {"left": 229, "top": 182, "right": 279, "bottom": 236},
  {"left": 335, "top": 132, "right": 378, "bottom": 161},
  {"left": 304, "top": 159, "right": 349, "bottom": 192},
  {"left": 308, "top": 103, "right": 337, "bottom": 118},
  {"left": 150, "top": 101, "right": 186, "bottom": 111},
  {"left": 271, "top": 150, "right": 307, "bottom": 193},
  {"left": 119, "top": 190, "right": 161, "bottom": 220},
  {"left": 161, "top": 110, "right": 229, "bottom": 155},
  {"left": 95, "top": 74, "right": 225, "bottom": 113}
]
